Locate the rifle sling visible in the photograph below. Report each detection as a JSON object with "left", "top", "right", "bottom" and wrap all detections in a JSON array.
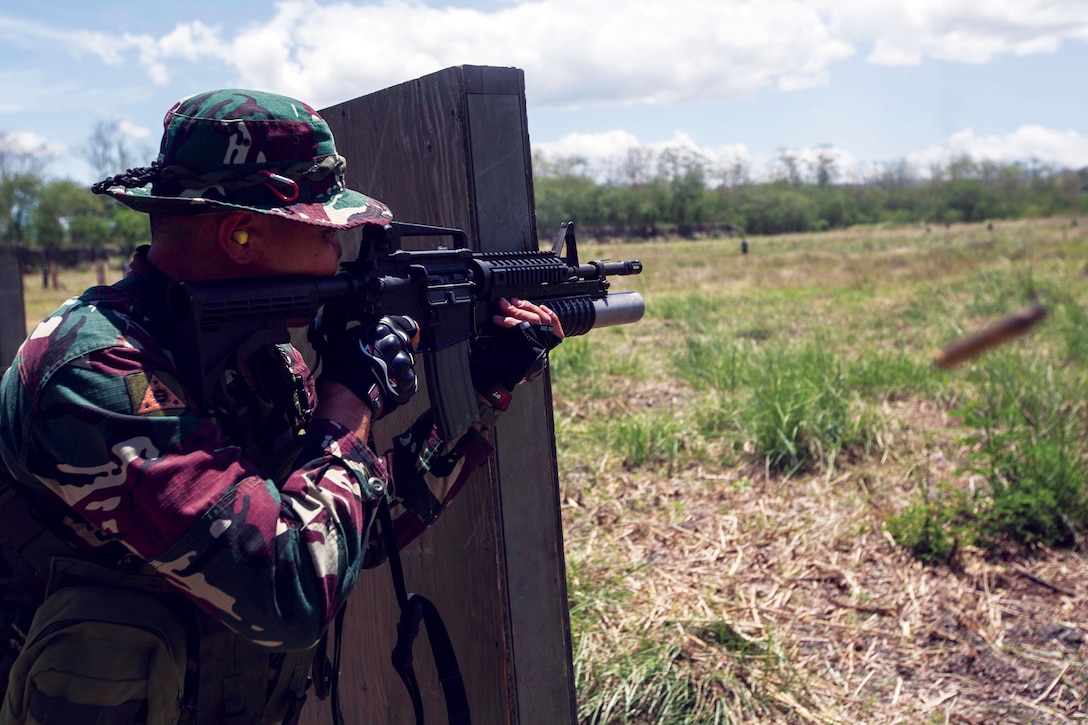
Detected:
[{"left": 379, "top": 500, "right": 471, "bottom": 725}]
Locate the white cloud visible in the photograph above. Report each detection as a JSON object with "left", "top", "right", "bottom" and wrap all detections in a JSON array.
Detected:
[
  {"left": 76, "top": 0, "right": 1088, "bottom": 113},
  {"left": 118, "top": 21, "right": 234, "bottom": 86},
  {"left": 816, "top": 0, "right": 1088, "bottom": 66},
  {"left": 6, "top": 2, "right": 1088, "bottom": 181},
  {"left": 1, "top": 131, "right": 60, "bottom": 154},
  {"left": 116, "top": 119, "right": 153, "bottom": 141},
  {"left": 533, "top": 129, "right": 881, "bottom": 184},
  {"left": 533, "top": 129, "right": 643, "bottom": 162},
  {"left": 6, "top": 1, "right": 1088, "bottom": 114},
  {"left": 0, "top": 134, "right": 59, "bottom": 177},
  {"left": 909, "top": 126, "right": 1088, "bottom": 171},
  {"left": 85, "top": 0, "right": 857, "bottom": 109}
]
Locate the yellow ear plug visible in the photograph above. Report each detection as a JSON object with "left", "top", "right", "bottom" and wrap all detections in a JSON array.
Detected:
[{"left": 232, "top": 230, "right": 249, "bottom": 246}]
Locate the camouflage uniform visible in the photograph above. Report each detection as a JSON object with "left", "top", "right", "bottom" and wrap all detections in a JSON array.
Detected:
[
  {"left": 0, "top": 248, "right": 383, "bottom": 650},
  {"left": 0, "top": 89, "right": 494, "bottom": 724}
]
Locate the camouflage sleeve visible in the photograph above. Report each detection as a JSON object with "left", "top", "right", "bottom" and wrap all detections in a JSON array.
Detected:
[{"left": 19, "top": 344, "right": 385, "bottom": 651}]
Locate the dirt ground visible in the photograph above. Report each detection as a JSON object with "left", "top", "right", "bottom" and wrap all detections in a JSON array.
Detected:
[{"left": 561, "top": 396, "right": 1087, "bottom": 723}]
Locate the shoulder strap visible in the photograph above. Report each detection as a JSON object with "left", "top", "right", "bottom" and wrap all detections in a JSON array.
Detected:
[
  {"left": 314, "top": 501, "right": 471, "bottom": 725},
  {"left": 378, "top": 500, "right": 471, "bottom": 725}
]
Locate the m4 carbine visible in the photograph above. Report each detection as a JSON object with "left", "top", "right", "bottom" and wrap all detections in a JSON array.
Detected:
[{"left": 166, "top": 221, "right": 644, "bottom": 437}]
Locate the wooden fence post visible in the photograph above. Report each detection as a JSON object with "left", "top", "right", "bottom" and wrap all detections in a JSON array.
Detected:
[
  {"left": 0, "top": 247, "right": 26, "bottom": 372},
  {"left": 297, "top": 66, "right": 576, "bottom": 725}
]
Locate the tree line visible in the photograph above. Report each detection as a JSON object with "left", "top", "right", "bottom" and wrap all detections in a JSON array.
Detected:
[
  {"left": 5, "top": 123, "right": 1088, "bottom": 264},
  {"left": 1, "top": 121, "right": 150, "bottom": 261},
  {"left": 532, "top": 147, "right": 1088, "bottom": 239}
]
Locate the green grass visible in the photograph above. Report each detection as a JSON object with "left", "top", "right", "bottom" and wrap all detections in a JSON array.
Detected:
[
  {"left": 567, "top": 553, "right": 776, "bottom": 725},
  {"left": 592, "top": 410, "right": 689, "bottom": 474},
  {"left": 888, "top": 349, "right": 1088, "bottom": 561},
  {"left": 558, "top": 217, "right": 1088, "bottom": 722}
]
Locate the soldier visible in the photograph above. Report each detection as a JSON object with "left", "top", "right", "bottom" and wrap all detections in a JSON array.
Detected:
[{"left": 0, "top": 89, "right": 562, "bottom": 724}]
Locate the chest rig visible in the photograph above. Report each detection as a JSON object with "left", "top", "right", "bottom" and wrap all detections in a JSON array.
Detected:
[{"left": 212, "top": 343, "right": 314, "bottom": 485}]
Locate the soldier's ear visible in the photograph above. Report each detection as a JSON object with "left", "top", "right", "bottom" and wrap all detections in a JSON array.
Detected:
[{"left": 217, "top": 213, "right": 257, "bottom": 265}]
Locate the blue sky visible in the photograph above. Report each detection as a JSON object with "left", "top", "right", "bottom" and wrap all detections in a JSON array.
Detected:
[{"left": 2, "top": 0, "right": 1087, "bottom": 185}]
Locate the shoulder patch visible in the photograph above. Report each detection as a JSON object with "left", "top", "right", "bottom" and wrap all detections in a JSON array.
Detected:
[{"left": 125, "top": 371, "right": 188, "bottom": 415}]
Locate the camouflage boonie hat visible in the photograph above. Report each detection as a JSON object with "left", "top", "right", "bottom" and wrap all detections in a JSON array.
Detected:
[{"left": 93, "top": 89, "right": 392, "bottom": 229}]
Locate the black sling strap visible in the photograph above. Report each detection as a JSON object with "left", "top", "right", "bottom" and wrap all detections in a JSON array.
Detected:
[
  {"left": 314, "top": 500, "right": 471, "bottom": 725},
  {"left": 379, "top": 500, "right": 471, "bottom": 725},
  {"left": 312, "top": 608, "right": 349, "bottom": 725}
]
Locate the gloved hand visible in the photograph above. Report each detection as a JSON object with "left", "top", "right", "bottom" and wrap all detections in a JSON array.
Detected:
[
  {"left": 471, "top": 317, "right": 562, "bottom": 412},
  {"left": 315, "top": 315, "right": 419, "bottom": 420}
]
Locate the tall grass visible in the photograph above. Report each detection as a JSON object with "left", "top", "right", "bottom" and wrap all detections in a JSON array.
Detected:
[
  {"left": 746, "top": 342, "right": 879, "bottom": 476},
  {"left": 556, "top": 218, "right": 1088, "bottom": 722},
  {"left": 889, "top": 350, "right": 1088, "bottom": 559},
  {"left": 671, "top": 335, "right": 888, "bottom": 476},
  {"left": 590, "top": 411, "right": 688, "bottom": 474}
]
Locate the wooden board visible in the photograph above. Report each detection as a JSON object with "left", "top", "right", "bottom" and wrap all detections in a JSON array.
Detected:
[
  {"left": 297, "top": 65, "right": 575, "bottom": 725},
  {"left": 0, "top": 247, "right": 25, "bottom": 372}
]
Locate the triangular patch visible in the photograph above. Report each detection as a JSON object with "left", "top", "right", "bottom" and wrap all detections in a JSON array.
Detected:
[{"left": 138, "top": 374, "right": 186, "bottom": 414}]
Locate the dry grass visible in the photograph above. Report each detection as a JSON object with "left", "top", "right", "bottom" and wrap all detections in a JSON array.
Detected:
[
  {"left": 562, "top": 400, "right": 1087, "bottom": 723},
  {"left": 20, "top": 260, "right": 123, "bottom": 333},
  {"left": 560, "top": 217, "right": 1088, "bottom": 723}
]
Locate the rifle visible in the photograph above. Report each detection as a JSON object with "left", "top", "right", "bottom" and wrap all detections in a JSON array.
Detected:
[{"left": 165, "top": 221, "right": 645, "bottom": 437}]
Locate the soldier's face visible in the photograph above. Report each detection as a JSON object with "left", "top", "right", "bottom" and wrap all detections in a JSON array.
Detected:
[{"left": 247, "top": 216, "right": 343, "bottom": 277}]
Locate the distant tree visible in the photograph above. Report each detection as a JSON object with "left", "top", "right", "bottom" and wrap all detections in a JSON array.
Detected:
[
  {"left": 881, "top": 159, "right": 917, "bottom": 190},
  {"left": 68, "top": 212, "right": 112, "bottom": 252},
  {"left": 0, "top": 173, "right": 43, "bottom": 246},
  {"left": 813, "top": 185, "right": 858, "bottom": 228},
  {"left": 670, "top": 166, "right": 708, "bottom": 230},
  {"left": 0, "top": 133, "right": 52, "bottom": 247},
  {"left": 655, "top": 146, "right": 704, "bottom": 179},
  {"left": 775, "top": 149, "right": 803, "bottom": 186},
  {"left": 739, "top": 184, "right": 818, "bottom": 234},
  {"left": 813, "top": 145, "right": 838, "bottom": 187},
  {"left": 616, "top": 147, "right": 655, "bottom": 186},
  {"left": 109, "top": 203, "right": 151, "bottom": 256},
  {"left": 83, "top": 119, "right": 147, "bottom": 180},
  {"left": 529, "top": 148, "right": 1085, "bottom": 240},
  {"left": 720, "top": 156, "right": 751, "bottom": 188},
  {"left": 531, "top": 157, "right": 601, "bottom": 234},
  {"left": 653, "top": 146, "right": 711, "bottom": 230},
  {"left": 32, "top": 180, "right": 101, "bottom": 254},
  {"left": 946, "top": 154, "right": 978, "bottom": 182}
]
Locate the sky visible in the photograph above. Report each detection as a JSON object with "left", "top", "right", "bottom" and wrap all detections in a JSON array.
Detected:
[{"left": 2, "top": 0, "right": 1088, "bottom": 186}]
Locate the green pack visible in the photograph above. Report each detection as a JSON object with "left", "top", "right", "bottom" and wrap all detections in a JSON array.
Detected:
[{"left": 0, "top": 571, "right": 188, "bottom": 725}]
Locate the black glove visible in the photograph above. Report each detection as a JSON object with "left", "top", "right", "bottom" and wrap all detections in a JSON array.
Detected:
[
  {"left": 471, "top": 320, "right": 562, "bottom": 411},
  {"left": 314, "top": 315, "right": 419, "bottom": 420}
]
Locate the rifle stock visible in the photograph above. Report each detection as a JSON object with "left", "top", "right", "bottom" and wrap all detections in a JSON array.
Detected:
[{"left": 166, "top": 221, "right": 644, "bottom": 437}]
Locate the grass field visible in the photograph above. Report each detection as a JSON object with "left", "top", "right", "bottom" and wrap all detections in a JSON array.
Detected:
[
  {"left": 15, "top": 217, "right": 1088, "bottom": 723},
  {"left": 554, "top": 216, "right": 1088, "bottom": 724}
]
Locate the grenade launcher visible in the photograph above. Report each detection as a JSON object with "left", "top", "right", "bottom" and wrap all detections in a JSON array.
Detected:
[{"left": 165, "top": 221, "right": 645, "bottom": 437}]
